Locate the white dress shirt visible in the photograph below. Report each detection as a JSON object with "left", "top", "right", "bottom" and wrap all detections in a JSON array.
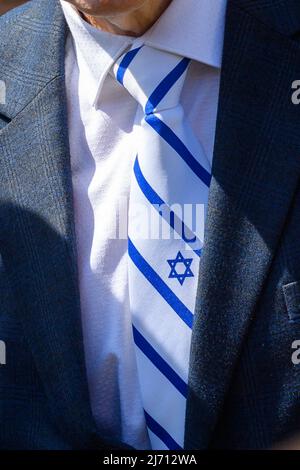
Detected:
[{"left": 60, "top": 0, "right": 226, "bottom": 450}]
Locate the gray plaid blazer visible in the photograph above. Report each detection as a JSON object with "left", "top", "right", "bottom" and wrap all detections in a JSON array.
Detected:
[{"left": 1, "top": 0, "right": 300, "bottom": 449}]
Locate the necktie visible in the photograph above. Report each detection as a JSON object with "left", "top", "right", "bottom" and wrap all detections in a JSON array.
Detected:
[{"left": 113, "top": 45, "right": 211, "bottom": 450}]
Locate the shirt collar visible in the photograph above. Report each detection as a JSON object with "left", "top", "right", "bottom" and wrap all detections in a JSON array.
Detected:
[
  {"left": 61, "top": 0, "right": 227, "bottom": 105},
  {"left": 61, "top": 0, "right": 134, "bottom": 105},
  {"left": 142, "top": 0, "right": 227, "bottom": 68}
]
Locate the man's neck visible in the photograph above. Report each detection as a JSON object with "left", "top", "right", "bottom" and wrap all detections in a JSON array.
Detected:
[{"left": 82, "top": 0, "right": 172, "bottom": 37}]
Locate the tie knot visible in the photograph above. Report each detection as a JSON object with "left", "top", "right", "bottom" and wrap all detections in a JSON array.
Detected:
[{"left": 113, "top": 45, "right": 190, "bottom": 115}]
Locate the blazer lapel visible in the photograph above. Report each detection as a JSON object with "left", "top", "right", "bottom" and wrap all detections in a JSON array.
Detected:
[
  {"left": 185, "top": 0, "right": 300, "bottom": 448},
  {"left": 0, "top": 0, "right": 103, "bottom": 448}
]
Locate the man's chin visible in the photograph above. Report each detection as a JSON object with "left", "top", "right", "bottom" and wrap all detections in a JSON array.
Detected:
[{"left": 64, "top": 0, "right": 148, "bottom": 16}]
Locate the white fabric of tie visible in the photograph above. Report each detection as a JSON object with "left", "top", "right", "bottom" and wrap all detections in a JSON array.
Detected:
[{"left": 113, "top": 45, "right": 211, "bottom": 450}]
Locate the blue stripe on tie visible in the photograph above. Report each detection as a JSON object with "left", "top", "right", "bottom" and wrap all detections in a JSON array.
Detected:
[
  {"left": 128, "top": 238, "right": 194, "bottom": 329},
  {"left": 145, "top": 58, "right": 191, "bottom": 115},
  {"left": 144, "top": 411, "right": 183, "bottom": 450},
  {"left": 134, "top": 157, "right": 164, "bottom": 206},
  {"left": 116, "top": 46, "right": 143, "bottom": 85},
  {"left": 133, "top": 326, "right": 188, "bottom": 398},
  {"left": 133, "top": 156, "right": 202, "bottom": 256},
  {"left": 145, "top": 115, "right": 211, "bottom": 188}
]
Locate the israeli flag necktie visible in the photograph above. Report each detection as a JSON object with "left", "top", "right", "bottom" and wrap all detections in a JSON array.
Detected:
[{"left": 113, "top": 45, "right": 211, "bottom": 450}]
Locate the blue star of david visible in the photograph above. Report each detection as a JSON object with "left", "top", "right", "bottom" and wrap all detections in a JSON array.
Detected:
[{"left": 167, "top": 251, "right": 194, "bottom": 286}]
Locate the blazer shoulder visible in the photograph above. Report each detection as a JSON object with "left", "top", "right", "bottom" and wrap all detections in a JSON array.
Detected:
[
  {"left": 0, "top": 0, "right": 66, "bottom": 82},
  {"left": 231, "top": 0, "right": 300, "bottom": 37},
  {"left": 0, "top": 0, "right": 66, "bottom": 119}
]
